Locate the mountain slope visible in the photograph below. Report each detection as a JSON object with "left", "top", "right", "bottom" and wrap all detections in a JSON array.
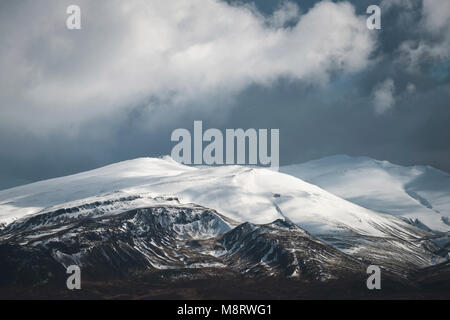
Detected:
[
  {"left": 0, "top": 156, "right": 432, "bottom": 240},
  {"left": 0, "top": 199, "right": 370, "bottom": 286},
  {"left": 0, "top": 156, "right": 444, "bottom": 276},
  {"left": 281, "top": 155, "right": 450, "bottom": 234}
]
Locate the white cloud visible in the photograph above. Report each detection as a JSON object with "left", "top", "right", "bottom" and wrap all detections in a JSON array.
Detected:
[
  {"left": 420, "top": 0, "right": 450, "bottom": 59},
  {"left": 395, "top": 0, "right": 450, "bottom": 69},
  {"left": 0, "top": 0, "right": 375, "bottom": 133},
  {"left": 422, "top": 0, "right": 450, "bottom": 33},
  {"left": 372, "top": 78, "right": 396, "bottom": 115},
  {"left": 268, "top": 1, "right": 301, "bottom": 28}
]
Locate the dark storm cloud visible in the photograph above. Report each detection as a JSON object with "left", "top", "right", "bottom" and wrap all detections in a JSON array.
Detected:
[{"left": 0, "top": 0, "right": 449, "bottom": 190}]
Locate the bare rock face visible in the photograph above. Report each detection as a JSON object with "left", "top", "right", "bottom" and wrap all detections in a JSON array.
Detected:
[{"left": 0, "top": 199, "right": 368, "bottom": 285}]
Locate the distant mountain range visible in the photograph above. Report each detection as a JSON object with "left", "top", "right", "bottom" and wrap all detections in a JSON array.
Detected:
[{"left": 0, "top": 155, "right": 448, "bottom": 299}]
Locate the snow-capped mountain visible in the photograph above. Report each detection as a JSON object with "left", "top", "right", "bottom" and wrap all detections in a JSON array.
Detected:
[
  {"left": 0, "top": 156, "right": 448, "bottom": 298},
  {"left": 0, "top": 156, "right": 436, "bottom": 239},
  {"left": 281, "top": 155, "right": 450, "bottom": 234}
]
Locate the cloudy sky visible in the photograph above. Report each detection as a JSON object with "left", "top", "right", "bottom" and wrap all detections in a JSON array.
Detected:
[{"left": 0, "top": 0, "right": 449, "bottom": 189}]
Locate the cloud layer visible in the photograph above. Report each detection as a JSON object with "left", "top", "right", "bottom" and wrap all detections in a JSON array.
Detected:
[
  {"left": 0, "top": 0, "right": 449, "bottom": 189},
  {"left": 0, "top": 0, "right": 375, "bottom": 133}
]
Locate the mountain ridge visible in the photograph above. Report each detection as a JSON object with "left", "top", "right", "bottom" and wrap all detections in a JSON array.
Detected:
[{"left": 0, "top": 155, "right": 449, "bottom": 298}]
